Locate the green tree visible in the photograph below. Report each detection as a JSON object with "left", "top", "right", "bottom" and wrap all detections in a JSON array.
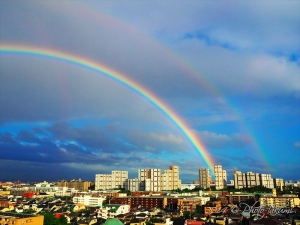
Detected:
[
  {"left": 59, "top": 215, "right": 68, "bottom": 225},
  {"left": 195, "top": 205, "right": 203, "bottom": 214},
  {"left": 43, "top": 213, "right": 68, "bottom": 225},
  {"left": 44, "top": 213, "right": 58, "bottom": 225}
]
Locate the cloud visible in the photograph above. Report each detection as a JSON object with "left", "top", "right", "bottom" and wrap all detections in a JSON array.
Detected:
[
  {"left": 0, "top": 1, "right": 299, "bottom": 182},
  {"left": 148, "top": 133, "right": 184, "bottom": 144},
  {"left": 198, "top": 131, "right": 252, "bottom": 149},
  {"left": 295, "top": 142, "right": 300, "bottom": 147}
]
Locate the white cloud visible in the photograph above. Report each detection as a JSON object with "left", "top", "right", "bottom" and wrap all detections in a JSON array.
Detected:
[
  {"left": 198, "top": 130, "right": 252, "bottom": 149},
  {"left": 295, "top": 142, "right": 300, "bottom": 147},
  {"left": 149, "top": 133, "right": 185, "bottom": 144}
]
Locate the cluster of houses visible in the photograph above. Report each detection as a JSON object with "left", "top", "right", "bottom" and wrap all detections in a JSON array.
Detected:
[{"left": 0, "top": 181, "right": 300, "bottom": 225}]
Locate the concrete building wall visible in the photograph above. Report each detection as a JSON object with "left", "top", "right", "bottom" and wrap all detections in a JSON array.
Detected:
[
  {"left": 233, "top": 171, "right": 246, "bottom": 189},
  {"left": 246, "top": 172, "right": 260, "bottom": 188},
  {"left": 199, "top": 168, "right": 210, "bottom": 189},
  {"left": 214, "top": 165, "right": 227, "bottom": 190}
]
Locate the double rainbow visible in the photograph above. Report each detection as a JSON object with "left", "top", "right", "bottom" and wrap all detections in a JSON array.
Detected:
[{"left": 0, "top": 44, "right": 216, "bottom": 171}]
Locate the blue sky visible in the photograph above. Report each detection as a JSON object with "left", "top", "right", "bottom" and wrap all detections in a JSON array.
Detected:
[{"left": 0, "top": 1, "right": 299, "bottom": 183}]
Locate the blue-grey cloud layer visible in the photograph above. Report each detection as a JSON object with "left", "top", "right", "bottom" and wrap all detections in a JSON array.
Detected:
[{"left": 0, "top": 0, "right": 299, "bottom": 182}]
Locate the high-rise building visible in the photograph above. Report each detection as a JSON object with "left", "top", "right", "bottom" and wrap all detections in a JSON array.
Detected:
[
  {"left": 233, "top": 171, "right": 246, "bottom": 189},
  {"left": 260, "top": 174, "right": 274, "bottom": 189},
  {"left": 162, "top": 166, "right": 181, "bottom": 190},
  {"left": 214, "top": 165, "right": 227, "bottom": 190},
  {"left": 111, "top": 170, "right": 128, "bottom": 189},
  {"left": 273, "top": 178, "right": 284, "bottom": 191},
  {"left": 199, "top": 168, "right": 210, "bottom": 189},
  {"left": 245, "top": 171, "right": 260, "bottom": 187},
  {"left": 138, "top": 168, "right": 161, "bottom": 191},
  {"left": 124, "top": 178, "right": 141, "bottom": 192},
  {"left": 95, "top": 170, "right": 128, "bottom": 190}
]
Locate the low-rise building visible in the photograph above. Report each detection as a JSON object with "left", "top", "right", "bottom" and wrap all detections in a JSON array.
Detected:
[
  {"left": 57, "top": 179, "right": 93, "bottom": 191},
  {"left": 96, "top": 204, "right": 130, "bottom": 219},
  {"left": 0, "top": 212, "right": 44, "bottom": 225},
  {"left": 110, "top": 196, "right": 179, "bottom": 210},
  {"left": 260, "top": 196, "right": 300, "bottom": 208},
  {"left": 177, "top": 198, "right": 201, "bottom": 212},
  {"left": 73, "top": 195, "right": 105, "bottom": 207},
  {"left": 204, "top": 201, "right": 221, "bottom": 216}
]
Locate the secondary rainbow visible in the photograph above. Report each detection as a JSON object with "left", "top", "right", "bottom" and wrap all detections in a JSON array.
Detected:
[{"left": 0, "top": 44, "right": 216, "bottom": 171}]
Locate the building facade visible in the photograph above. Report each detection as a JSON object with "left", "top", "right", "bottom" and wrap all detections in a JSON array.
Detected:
[
  {"left": 124, "top": 178, "right": 141, "bottom": 192},
  {"left": 260, "top": 174, "right": 274, "bottom": 189},
  {"left": 73, "top": 195, "right": 105, "bottom": 206},
  {"left": 273, "top": 178, "right": 284, "bottom": 191},
  {"left": 57, "top": 179, "right": 93, "bottom": 191},
  {"left": 110, "top": 196, "right": 179, "bottom": 209},
  {"left": 245, "top": 172, "right": 260, "bottom": 187},
  {"left": 233, "top": 171, "right": 277, "bottom": 189},
  {"left": 199, "top": 168, "right": 210, "bottom": 189},
  {"left": 162, "top": 166, "right": 181, "bottom": 190},
  {"left": 138, "top": 169, "right": 161, "bottom": 191},
  {"left": 96, "top": 204, "right": 130, "bottom": 219},
  {"left": 233, "top": 171, "right": 246, "bottom": 189},
  {"left": 0, "top": 213, "right": 44, "bottom": 225},
  {"left": 95, "top": 171, "right": 128, "bottom": 190},
  {"left": 260, "top": 196, "right": 300, "bottom": 208},
  {"left": 214, "top": 165, "right": 227, "bottom": 190}
]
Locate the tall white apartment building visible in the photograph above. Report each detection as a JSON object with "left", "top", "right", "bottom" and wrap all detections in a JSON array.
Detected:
[
  {"left": 260, "top": 174, "right": 274, "bottom": 189},
  {"left": 233, "top": 171, "right": 246, "bottom": 189},
  {"left": 199, "top": 168, "right": 211, "bottom": 189},
  {"left": 274, "top": 178, "right": 284, "bottom": 191},
  {"left": 138, "top": 168, "right": 161, "bottom": 191},
  {"left": 246, "top": 171, "right": 260, "bottom": 187},
  {"left": 124, "top": 178, "right": 141, "bottom": 192},
  {"left": 214, "top": 165, "right": 227, "bottom": 190},
  {"left": 111, "top": 170, "right": 128, "bottom": 189},
  {"left": 162, "top": 166, "right": 181, "bottom": 190},
  {"left": 95, "top": 170, "right": 128, "bottom": 190}
]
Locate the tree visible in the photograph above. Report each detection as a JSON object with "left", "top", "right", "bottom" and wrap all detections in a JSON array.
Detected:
[
  {"left": 43, "top": 213, "right": 68, "bottom": 225},
  {"left": 59, "top": 215, "right": 68, "bottom": 225},
  {"left": 195, "top": 205, "right": 203, "bottom": 214}
]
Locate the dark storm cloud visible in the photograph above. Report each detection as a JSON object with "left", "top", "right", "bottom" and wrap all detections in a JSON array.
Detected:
[
  {"left": 1, "top": 0, "right": 299, "bottom": 182},
  {"left": 0, "top": 122, "right": 176, "bottom": 166}
]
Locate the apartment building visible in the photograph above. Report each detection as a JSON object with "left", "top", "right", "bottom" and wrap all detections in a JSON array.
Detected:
[
  {"left": 204, "top": 201, "right": 222, "bottom": 216},
  {"left": 57, "top": 179, "right": 93, "bottom": 191},
  {"left": 162, "top": 166, "right": 181, "bottom": 190},
  {"left": 110, "top": 196, "right": 179, "bottom": 209},
  {"left": 199, "top": 168, "right": 210, "bottom": 189},
  {"left": 73, "top": 195, "right": 105, "bottom": 206},
  {"left": 260, "top": 196, "right": 300, "bottom": 208},
  {"left": 0, "top": 212, "right": 44, "bottom": 225},
  {"left": 177, "top": 198, "right": 201, "bottom": 212},
  {"left": 233, "top": 171, "right": 277, "bottom": 189},
  {"left": 95, "top": 171, "right": 128, "bottom": 190},
  {"left": 111, "top": 171, "right": 129, "bottom": 189},
  {"left": 245, "top": 172, "right": 261, "bottom": 187},
  {"left": 226, "top": 194, "right": 256, "bottom": 205},
  {"left": 214, "top": 165, "right": 227, "bottom": 190},
  {"left": 273, "top": 178, "right": 284, "bottom": 191},
  {"left": 124, "top": 178, "right": 141, "bottom": 192},
  {"left": 138, "top": 169, "right": 161, "bottom": 191},
  {"left": 233, "top": 171, "right": 246, "bottom": 189},
  {"left": 260, "top": 174, "right": 274, "bottom": 189}
]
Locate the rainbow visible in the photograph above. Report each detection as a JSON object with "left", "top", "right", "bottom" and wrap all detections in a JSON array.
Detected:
[{"left": 0, "top": 44, "right": 216, "bottom": 171}]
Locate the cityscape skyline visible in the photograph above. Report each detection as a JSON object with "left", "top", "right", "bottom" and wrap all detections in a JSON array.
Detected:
[
  {"left": 0, "top": 1, "right": 299, "bottom": 182},
  {"left": 1, "top": 164, "right": 298, "bottom": 186}
]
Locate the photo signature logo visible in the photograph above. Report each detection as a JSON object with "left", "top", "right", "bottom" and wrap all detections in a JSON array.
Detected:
[{"left": 206, "top": 201, "right": 295, "bottom": 220}]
